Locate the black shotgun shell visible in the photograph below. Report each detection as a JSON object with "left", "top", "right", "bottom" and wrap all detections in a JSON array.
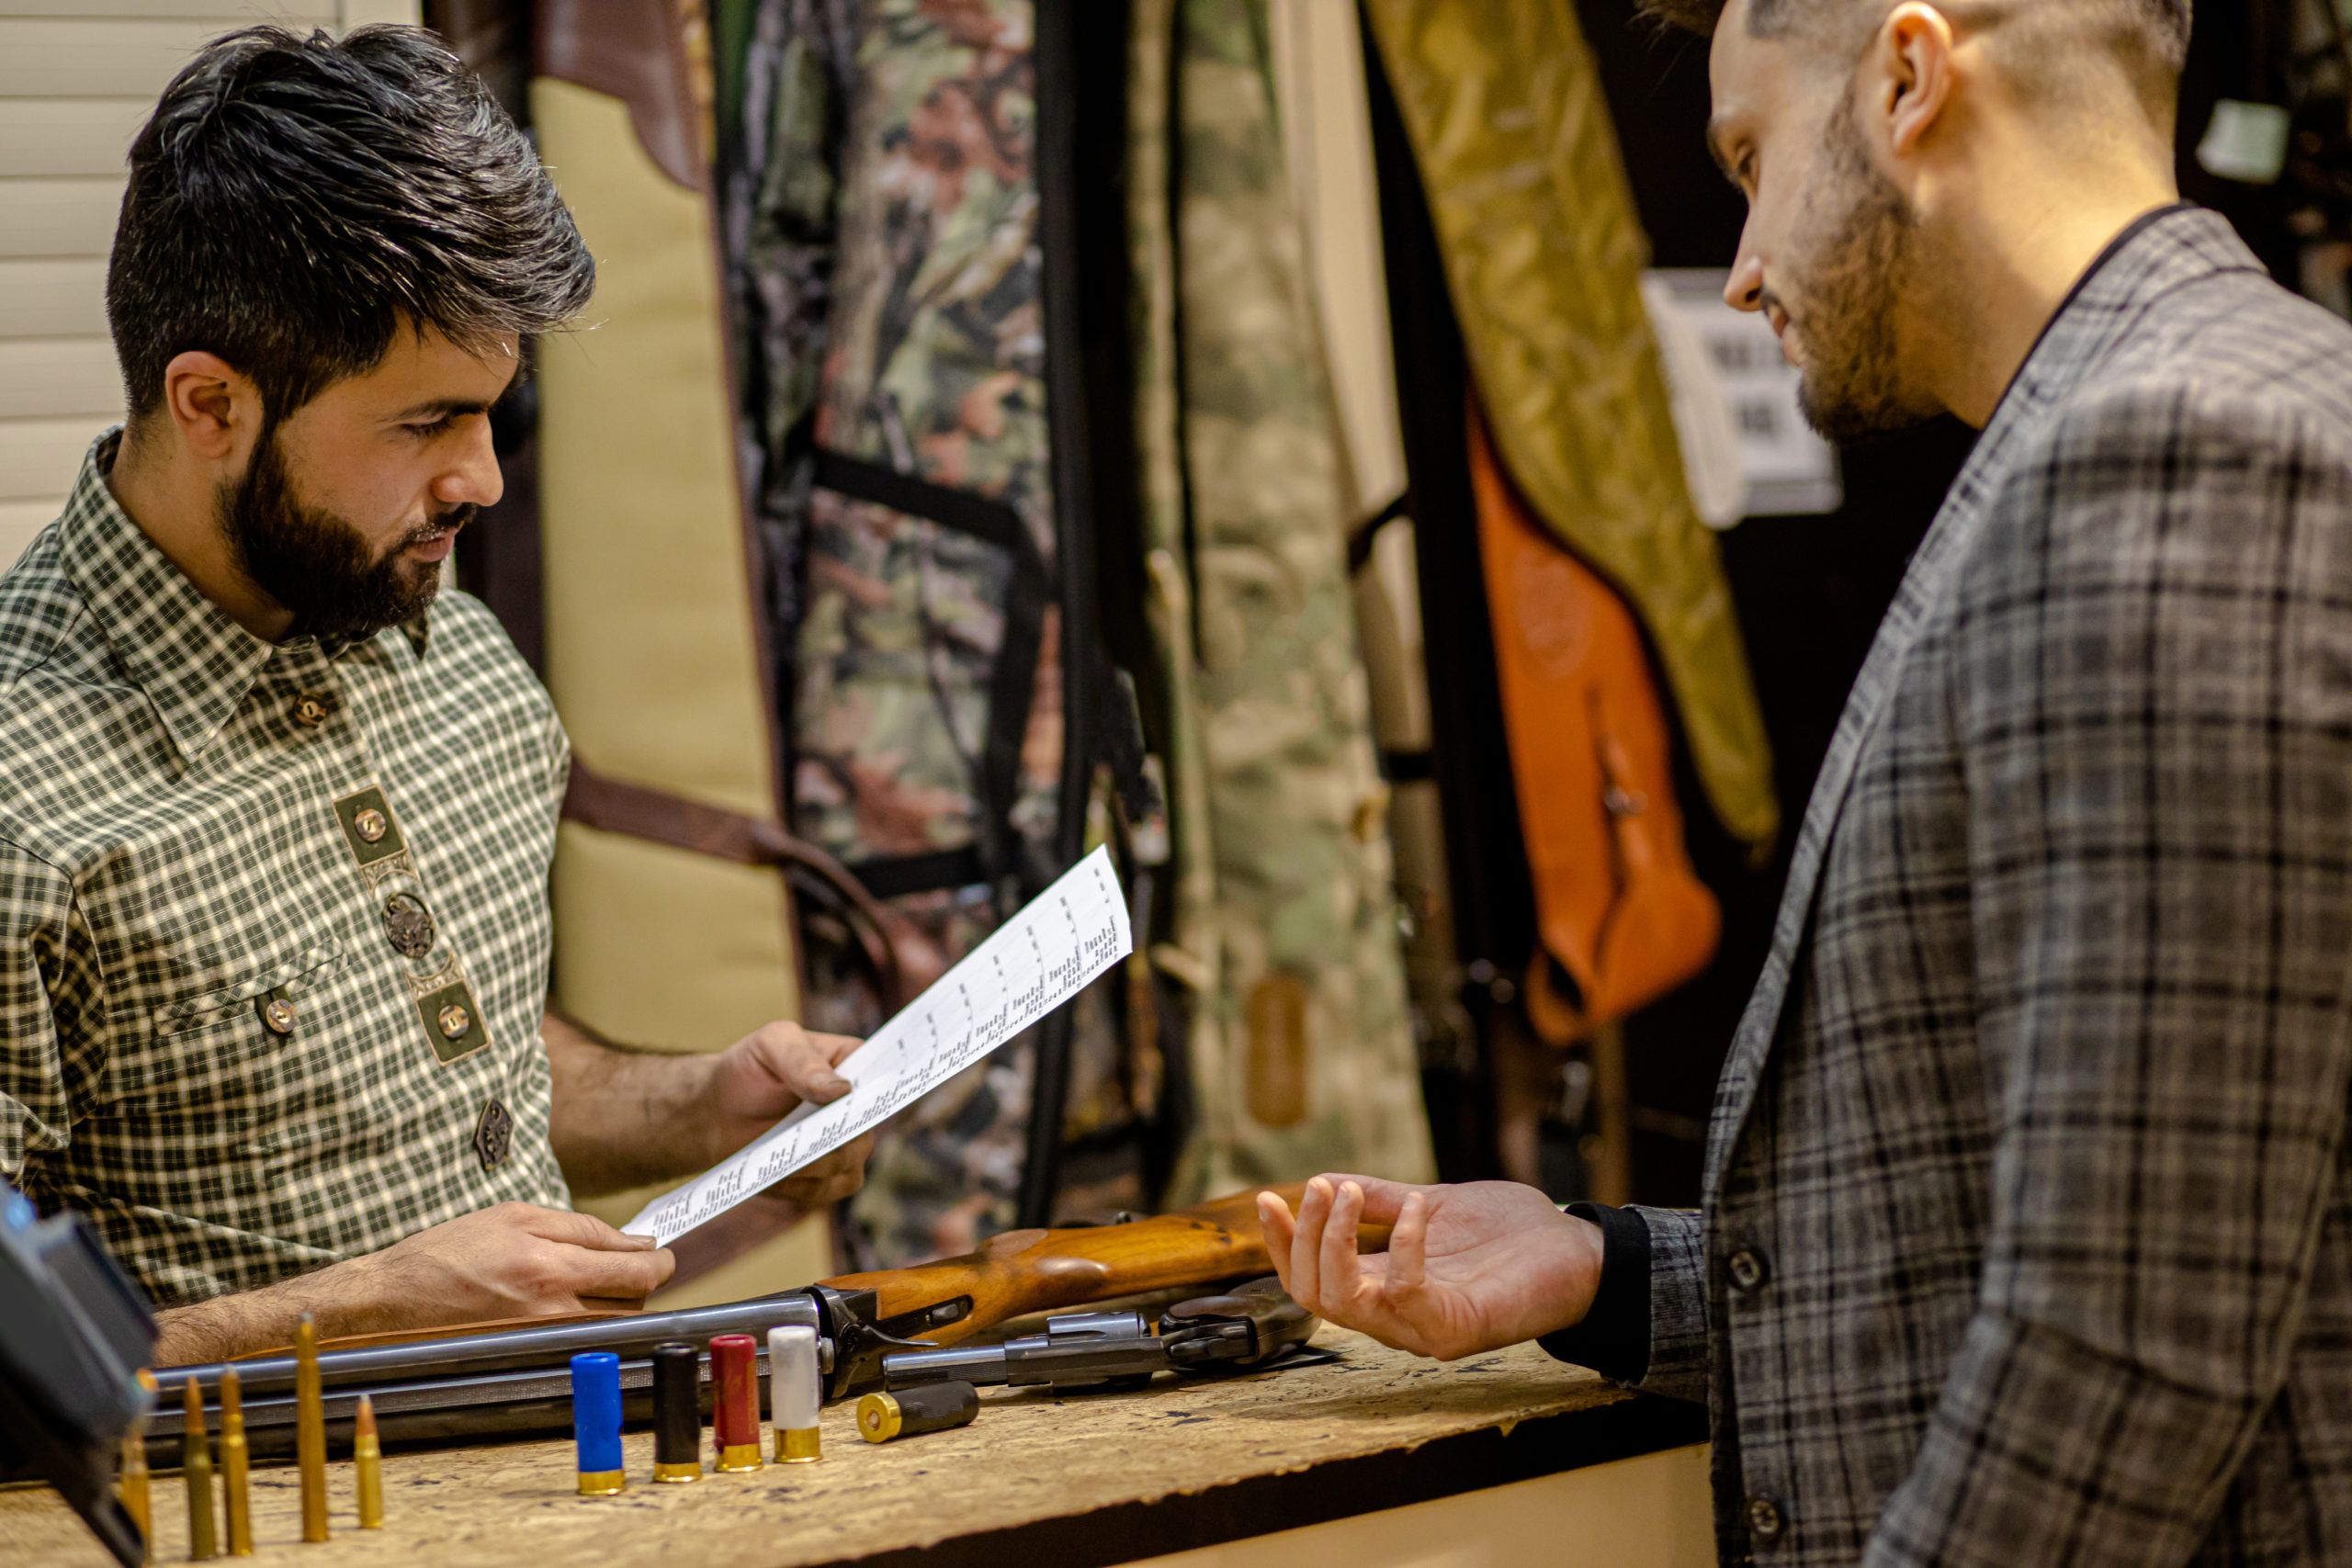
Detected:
[
  {"left": 857, "top": 1381, "right": 980, "bottom": 1443},
  {"left": 651, "top": 1341, "right": 702, "bottom": 1481}
]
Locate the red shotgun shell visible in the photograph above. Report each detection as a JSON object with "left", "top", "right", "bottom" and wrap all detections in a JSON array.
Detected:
[{"left": 710, "top": 1334, "right": 763, "bottom": 1472}]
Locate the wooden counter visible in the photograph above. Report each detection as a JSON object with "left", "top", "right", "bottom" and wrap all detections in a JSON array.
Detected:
[{"left": 5, "top": 1328, "right": 1708, "bottom": 1568}]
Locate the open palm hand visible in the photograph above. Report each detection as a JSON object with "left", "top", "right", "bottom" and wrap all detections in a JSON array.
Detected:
[{"left": 1259, "top": 1176, "right": 1605, "bottom": 1361}]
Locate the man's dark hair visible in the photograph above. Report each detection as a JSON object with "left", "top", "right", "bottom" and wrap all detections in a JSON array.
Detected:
[
  {"left": 1636, "top": 0, "right": 2192, "bottom": 107},
  {"left": 107, "top": 25, "right": 594, "bottom": 425}
]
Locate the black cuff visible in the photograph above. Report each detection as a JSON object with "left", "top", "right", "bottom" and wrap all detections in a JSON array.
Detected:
[{"left": 1536, "top": 1202, "right": 1652, "bottom": 1385}]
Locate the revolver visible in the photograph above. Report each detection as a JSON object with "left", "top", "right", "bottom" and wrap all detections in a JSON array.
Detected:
[{"left": 880, "top": 1276, "right": 1318, "bottom": 1394}]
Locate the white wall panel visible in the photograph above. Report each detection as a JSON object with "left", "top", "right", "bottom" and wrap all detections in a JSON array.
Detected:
[
  {"left": 0, "top": 339, "right": 123, "bottom": 422},
  {"left": 0, "top": 20, "right": 243, "bottom": 97},
  {"left": 0, "top": 179, "right": 125, "bottom": 260},
  {"left": 0, "top": 260, "right": 110, "bottom": 338},
  {"left": 0, "top": 0, "right": 420, "bottom": 527},
  {"left": 0, "top": 417, "right": 107, "bottom": 501},
  {"left": 0, "top": 100, "right": 150, "bottom": 178}
]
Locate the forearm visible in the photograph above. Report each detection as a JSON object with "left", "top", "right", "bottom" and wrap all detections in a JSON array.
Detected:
[
  {"left": 543, "top": 1010, "right": 724, "bottom": 1197},
  {"left": 153, "top": 1255, "right": 397, "bottom": 1367}
]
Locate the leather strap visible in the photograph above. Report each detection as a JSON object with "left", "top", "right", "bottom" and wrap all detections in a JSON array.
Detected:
[
  {"left": 535, "top": 0, "right": 706, "bottom": 192},
  {"left": 560, "top": 761, "right": 910, "bottom": 1011}
]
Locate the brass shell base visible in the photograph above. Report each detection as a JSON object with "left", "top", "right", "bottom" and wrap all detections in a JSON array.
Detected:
[
  {"left": 778, "top": 1427, "right": 822, "bottom": 1463},
  {"left": 577, "top": 1470, "right": 627, "bottom": 1496},
  {"left": 716, "top": 1443, "right": 763, "bottom": 1473},
  {"left": 856, "top": 1393, "right": 902, "bottom": 1445},
  {"left": 654, "top": 1462, "right": 701, "bottom": 1484}
]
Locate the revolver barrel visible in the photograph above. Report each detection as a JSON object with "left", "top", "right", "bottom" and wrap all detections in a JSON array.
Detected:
[{"left": 884, "top": 1311, "right": 1169, "bottom": 1393}]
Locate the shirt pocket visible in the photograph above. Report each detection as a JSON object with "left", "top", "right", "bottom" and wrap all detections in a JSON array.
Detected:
[{"left": 101, "top": 939, "right": 350, "bottom": 1107}]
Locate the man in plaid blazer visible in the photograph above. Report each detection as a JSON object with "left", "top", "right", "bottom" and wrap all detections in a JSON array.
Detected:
[{"left": 1267, "top": 1, "right": 2352, "bottom": 1562}]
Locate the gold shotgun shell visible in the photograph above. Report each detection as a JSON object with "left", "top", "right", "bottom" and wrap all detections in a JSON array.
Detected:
[
  {"left": 576, "top": 1470, "right": 627, "bottom": 1496},
  {"left": 715, "top": 1442, "right": 763, "bottom": 1474},
  {"left": 857, "top": 1382, "right": 979, "bottom": 1444},
  {"left": 778, "top": 1427, "right": 822, "bottom": 1463},
  {"left": 653, "top": 1462, "right": 700, "bottom": 1484},
  {"left": 856, "top": 1393, "right": 902, "bottom": 1444},
  {"left": 218, "top": 1368, "right": 251, "bottom": 1556}
]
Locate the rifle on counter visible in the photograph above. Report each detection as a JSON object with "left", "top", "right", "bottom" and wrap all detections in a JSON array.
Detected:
[{"left": 121, "top": 1184, "right": 1382, "bottom": 1468}]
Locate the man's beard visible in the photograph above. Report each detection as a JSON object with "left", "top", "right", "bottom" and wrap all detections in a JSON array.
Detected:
[
  {"left": 217, "top": 426, "right": 467, "bottom": 641},
  {"left": 1782, "top": 98, "right": 1935, "bottom": 444}
]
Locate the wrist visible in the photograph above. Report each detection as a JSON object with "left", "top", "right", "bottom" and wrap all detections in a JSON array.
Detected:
[
  {"left": 682, "top": 1048, "right": 738, "bottom": 1167},
  {"left": 1521, "top": 1210, "right": 1607, "bottom": 1341}
]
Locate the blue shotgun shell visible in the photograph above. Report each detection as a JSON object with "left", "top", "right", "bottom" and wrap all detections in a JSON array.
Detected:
[{"left": 571, "top": 1352, "right": 626, "bottom": 1494}]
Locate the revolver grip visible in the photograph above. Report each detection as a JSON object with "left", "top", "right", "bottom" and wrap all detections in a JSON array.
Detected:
[{"left": 1160, "top": 1277, "right": 1317, "bottom": 1365}]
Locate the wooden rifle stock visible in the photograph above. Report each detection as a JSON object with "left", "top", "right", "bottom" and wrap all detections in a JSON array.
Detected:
[{"left": 828, "top": 1182, "right": 1390, "bottom": 1348}]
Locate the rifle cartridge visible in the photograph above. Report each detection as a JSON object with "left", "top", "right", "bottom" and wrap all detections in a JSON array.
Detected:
[
  {"left": 354, "top": 1394, "right": 382, "bottom": 1529},
  {"left": 217, "top": 1368, "right": 251, "bottom": 1556},
  {"left": 180, "top": 1377, "right": 217, "bottom": 1560}
]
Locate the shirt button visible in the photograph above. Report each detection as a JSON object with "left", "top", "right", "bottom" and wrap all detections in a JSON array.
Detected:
[
  {"left": 258, "top": 996, "right": 296, "bottom": 1035},
  {"left": 474, "top": 1100, "right": 513, "bottom": 1170},
  {"left": 1744, "top": 1494, "right": 1785, "bottom": 1541},
  {"left": 354, "top": 807, "right": 389, "bottom": 843},
  {"left": 383, "top": 893, "right": 438, "bottom": 960},
  {"left": 292, "top": 694, "right": 332, "bottom": 728},
  {"left": 1728, "top": 1247, "right": 1770, "bottom": 1295},
  {"left": 437, "top": 1001, "right": 473, "bottom": 1040}
]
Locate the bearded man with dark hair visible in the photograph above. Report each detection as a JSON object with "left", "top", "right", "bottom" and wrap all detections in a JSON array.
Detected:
[
  {"left": 1270, "top": 4, "right": 2352, "bottom": 1564},
  {"left": 0, "top": 26, "right": 871, "bottom": 1366}
]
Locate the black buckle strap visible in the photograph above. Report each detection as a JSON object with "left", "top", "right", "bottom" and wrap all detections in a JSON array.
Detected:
[{"left": 809, "top": 450, "right": 1049, "bottom": 902}]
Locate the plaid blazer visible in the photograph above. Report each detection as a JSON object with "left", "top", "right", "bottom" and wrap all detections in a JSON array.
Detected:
[{"left": 1634, "top": 206, "right": 2352, "bottom": 1566}]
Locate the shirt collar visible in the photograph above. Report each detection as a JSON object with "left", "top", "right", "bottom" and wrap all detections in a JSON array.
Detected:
[{"left": 56, "top": 429, "right": 433, "bottom": 762}]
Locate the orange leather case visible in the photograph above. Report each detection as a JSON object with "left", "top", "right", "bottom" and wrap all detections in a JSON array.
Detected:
[{"left": 1467, "top": 398, "right": 1721, "bottom": 1043}]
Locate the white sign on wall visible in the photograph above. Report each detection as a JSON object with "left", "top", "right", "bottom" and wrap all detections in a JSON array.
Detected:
[{"left": 1645, "top": 268, "right": 1842, "bottom": 520}]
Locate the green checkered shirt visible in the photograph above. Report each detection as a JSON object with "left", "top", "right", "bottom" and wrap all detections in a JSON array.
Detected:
[{"left": 0, "top": 433, "right": 571, "bottom": 1305}]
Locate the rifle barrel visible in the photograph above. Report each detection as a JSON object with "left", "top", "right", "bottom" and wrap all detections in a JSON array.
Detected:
[{"left": 161, "top": 1291, "right": 824, "bottom": 1403}]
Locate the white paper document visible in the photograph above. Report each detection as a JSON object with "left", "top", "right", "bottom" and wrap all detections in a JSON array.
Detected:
[{"left": 622, "top": 845, "right": 1132, "bottom": 1246}]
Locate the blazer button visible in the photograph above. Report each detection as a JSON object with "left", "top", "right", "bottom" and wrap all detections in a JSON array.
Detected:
[
  {"left": 1728, "top": 1247, "right": 1770, "bottom": 1294},
  {"left": 1744, "top": 1494, "right": 1785, "bottom": 1541}
]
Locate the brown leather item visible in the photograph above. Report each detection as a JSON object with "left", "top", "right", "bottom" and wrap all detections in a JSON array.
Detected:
[
  {"left": 1468, "top": 397, "right": 1721, "bottom": 1044},
  {"left": 535, "top": 0, "right": 706, "bottom": 190},
  {"left": 1243, "top": 974, "right": 1310, "bottom": 1129},
  {"left": 561, "top": 761, "right": 911, "bottom": 1012}
]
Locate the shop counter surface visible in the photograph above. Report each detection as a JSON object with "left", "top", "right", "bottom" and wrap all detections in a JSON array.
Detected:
[{"left": 4, "top": 1327, "right": 1708, "bottom": 1567}]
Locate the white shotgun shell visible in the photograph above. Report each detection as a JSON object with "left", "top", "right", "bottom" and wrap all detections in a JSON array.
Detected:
[{"left": 769, "top": 1324, "right": 822, "bottom": 1460}]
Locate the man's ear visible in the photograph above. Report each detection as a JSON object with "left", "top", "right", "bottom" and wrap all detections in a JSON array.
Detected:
[
  {"left": 1873, "top": 2, "right": 1958, "bottom": 160},
  {"left": 157, "top": 350, "right": 263, "bottom": 466}
]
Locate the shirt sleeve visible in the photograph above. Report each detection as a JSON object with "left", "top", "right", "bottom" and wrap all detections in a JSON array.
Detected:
[
  {"left": 1537, "top": 1201, "right": 1652, "bottom": 1382},
  {"left": 1536, "top": 1202, "right": 1709, "bottom": 1401},
  {"left": 1861, "top": 383, "right": 2352, "bottom": 1568},
  {"left": 0, "top": 834, "right": 96, "bottom": 1184}
]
